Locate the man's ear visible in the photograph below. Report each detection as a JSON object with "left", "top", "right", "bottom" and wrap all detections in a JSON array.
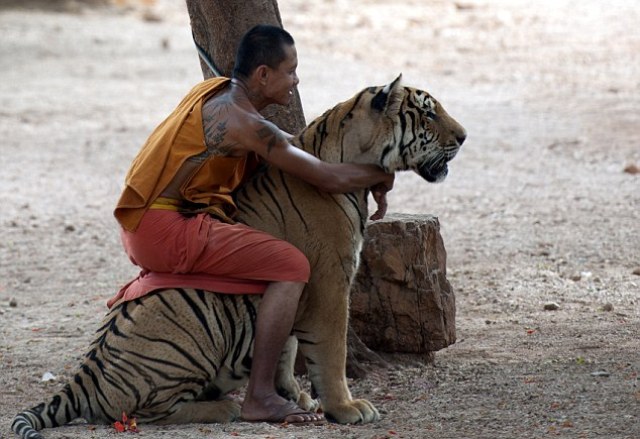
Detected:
[{"left": 255, "top": 65, "right": 269, "bottom": 85}]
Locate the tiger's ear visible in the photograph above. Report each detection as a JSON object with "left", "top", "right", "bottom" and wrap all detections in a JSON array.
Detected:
[{"left": 371, "top": 74, "right": 403, "bottom": 115}]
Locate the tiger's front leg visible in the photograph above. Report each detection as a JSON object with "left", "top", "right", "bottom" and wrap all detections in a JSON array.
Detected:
[
  {"left": 275, "top": 336, "right": 319, "bottom": 412},
  {"left": 294, "top": 285, "right": 379, "bottom": 424}
]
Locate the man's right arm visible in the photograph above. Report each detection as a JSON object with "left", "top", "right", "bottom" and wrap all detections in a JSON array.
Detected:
[
  {"left": 202, "top": 102, "right": 394, "bottom": 195},
  {"left": 233, "top": 117, "right": 394, "bottom": 194}
]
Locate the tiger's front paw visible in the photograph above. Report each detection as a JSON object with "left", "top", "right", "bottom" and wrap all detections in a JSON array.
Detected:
[
  {"left": 297, "top": 391, "right": 320, "bottom": 413},
  {"left": 324, "top": 399, "right": 380, "bottom": 424},
  {"left": 217, "top": 399, "right": 243, "bottom": 423}
]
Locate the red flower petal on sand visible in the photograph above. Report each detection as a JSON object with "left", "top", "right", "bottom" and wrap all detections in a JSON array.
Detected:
[
  {"left": 113, "top": 412, "right": 140, "bottom": 433},
  {"left": 113, "top": 421, "right": 125, "bottom": 433}
]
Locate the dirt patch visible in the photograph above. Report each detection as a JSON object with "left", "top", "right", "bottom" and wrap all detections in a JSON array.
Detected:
[{"left": 1, "top": 1, "right": 639, "bottom": 438}]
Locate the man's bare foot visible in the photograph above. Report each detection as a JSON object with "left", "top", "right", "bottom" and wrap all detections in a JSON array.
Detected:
[{"left": 241, "top": 393, "right": 325, "bottom": 424}]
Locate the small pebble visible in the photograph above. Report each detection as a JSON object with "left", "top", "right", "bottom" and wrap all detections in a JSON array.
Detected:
[
  {"left": 9, "top": 298, "right": 17, "bottom": 307},
  {"left": 41, "top": 372, "right": 57, "bottom": 382},
  {"left": 602, "top": 303, "right": 614, "bottom": 312},
  {"left": 543, "top": 302, "right": 560, "bottom": 311},
  {"left": 632, "top": 267, "right": 640, "bottom": 276}
]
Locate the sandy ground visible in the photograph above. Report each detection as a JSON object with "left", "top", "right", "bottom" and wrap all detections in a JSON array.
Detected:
[{"left": 1, "top": 0, "right": 639, "bottom": 438}]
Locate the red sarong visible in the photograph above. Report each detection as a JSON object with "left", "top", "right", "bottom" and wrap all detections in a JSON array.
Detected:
[{"left": 107, "top": 210, "right": 310, "bottom": 308}]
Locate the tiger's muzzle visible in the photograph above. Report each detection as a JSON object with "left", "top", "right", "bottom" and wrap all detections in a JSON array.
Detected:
[
  {"left": 417, "top": 139, "right": 463, "bottom": 183},
  {"left": 418, "top": 161, "right": 449, "bottom": 183}
]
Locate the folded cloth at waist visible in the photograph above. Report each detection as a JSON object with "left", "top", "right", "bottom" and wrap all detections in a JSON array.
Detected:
[
  {"left": 149, "top": 196, "right": 182, "bottom": 211},
  {"left": 148, "top": 196, "right": 231, "bottom": 222}
]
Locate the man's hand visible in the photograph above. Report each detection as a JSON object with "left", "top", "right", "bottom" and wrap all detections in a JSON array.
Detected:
[{"left": 369, "top": 175, "right": 394, "bottom": 221}]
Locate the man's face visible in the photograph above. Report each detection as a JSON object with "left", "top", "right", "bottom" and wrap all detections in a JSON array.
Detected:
[{"left": 264, "top": 44, "right": 299, "bottom": 106}]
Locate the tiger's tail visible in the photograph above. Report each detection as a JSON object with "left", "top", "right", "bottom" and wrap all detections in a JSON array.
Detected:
[{"left": 11, "top": 380, "right": 88, "bottom": 439}]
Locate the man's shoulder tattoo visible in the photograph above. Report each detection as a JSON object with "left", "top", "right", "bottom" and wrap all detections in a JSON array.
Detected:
[{"left": 198, "top": 99, "right": 237, "bottom": 159}]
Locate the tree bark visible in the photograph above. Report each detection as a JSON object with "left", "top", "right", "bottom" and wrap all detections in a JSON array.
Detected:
[{"left": 185, "top": 0, "right": 306, "bottom": 134}]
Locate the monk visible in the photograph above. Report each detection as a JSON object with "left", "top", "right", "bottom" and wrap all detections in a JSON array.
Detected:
[{"left": 111, "top": 24, "right": 394, "bottom": 424}]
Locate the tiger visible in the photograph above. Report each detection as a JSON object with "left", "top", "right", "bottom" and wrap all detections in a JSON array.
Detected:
[{"left": 11, "top": 74, "right": 466, "bottom": 439}]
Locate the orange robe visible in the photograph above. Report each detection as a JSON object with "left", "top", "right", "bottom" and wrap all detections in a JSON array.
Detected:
[
  {"left": 115, "top": 77, "right": 257, "bottom": 232},
  {"left": 107, "top": 78, "right": 309, "bottom": 308}
]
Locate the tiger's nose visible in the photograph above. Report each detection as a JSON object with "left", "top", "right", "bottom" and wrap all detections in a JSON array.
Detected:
[{"left": 456, "top": 131, "right": 467, "bottom": 146}]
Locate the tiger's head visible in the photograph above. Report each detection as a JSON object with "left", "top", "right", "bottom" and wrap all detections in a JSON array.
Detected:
[{"left": 298, "top": 74, "right": 466, "bottom": 183}]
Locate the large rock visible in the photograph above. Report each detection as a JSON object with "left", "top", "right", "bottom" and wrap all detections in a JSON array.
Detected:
[{"left": 350, "top": 213, "right": 456, "bottom": 353}]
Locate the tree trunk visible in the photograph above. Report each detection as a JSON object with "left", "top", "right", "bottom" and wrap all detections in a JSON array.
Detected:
[{"left": 185, "top": 0, "right": 306, "bottom": 134}]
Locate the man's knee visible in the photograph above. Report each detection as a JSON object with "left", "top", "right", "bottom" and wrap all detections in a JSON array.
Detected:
[{"left": 288, "top": 246, "right": 310, "bottom": 283}]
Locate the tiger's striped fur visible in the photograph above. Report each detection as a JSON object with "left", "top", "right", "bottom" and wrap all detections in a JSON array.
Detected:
[{"left": 12, "top": 75, "right": 465, "bottom": 438}]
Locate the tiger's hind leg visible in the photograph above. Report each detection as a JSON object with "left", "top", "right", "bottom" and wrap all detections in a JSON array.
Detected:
[{"left": 152, "top": 399, "right": 242, "bottom": 424}]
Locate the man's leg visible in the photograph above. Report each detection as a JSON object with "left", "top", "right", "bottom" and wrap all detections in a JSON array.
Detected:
[{"left": 241, "top": 281, "right": 324, "bottom": 423}]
